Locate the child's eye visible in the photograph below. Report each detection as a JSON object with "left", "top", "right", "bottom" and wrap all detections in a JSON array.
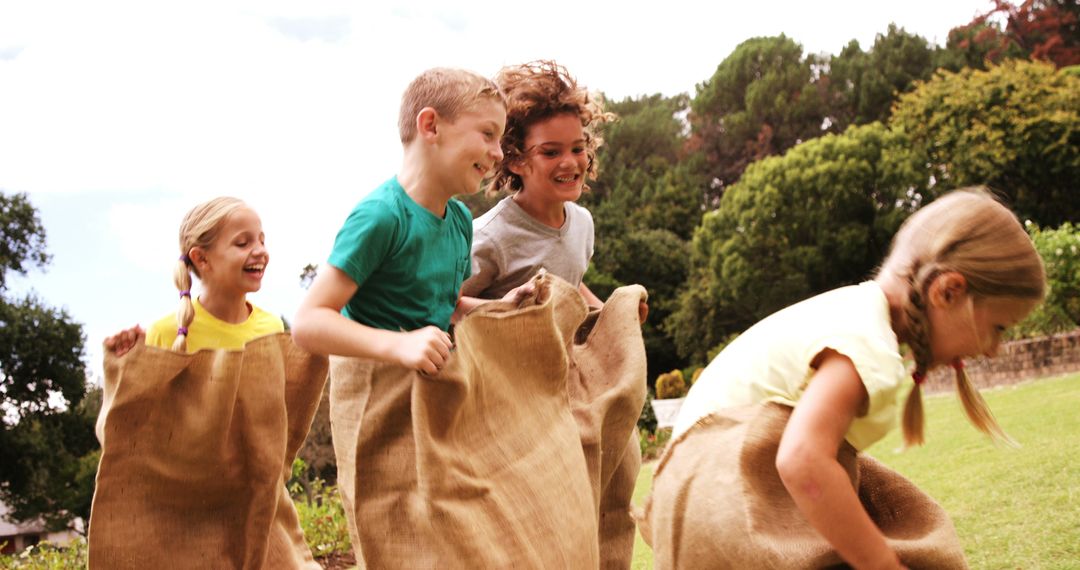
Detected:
[
  {"left": 572, "top": 147, "right": 585, "bottom": 154},
  {"left": 542, "top": 150, "right": 559, "bottom": 157}
]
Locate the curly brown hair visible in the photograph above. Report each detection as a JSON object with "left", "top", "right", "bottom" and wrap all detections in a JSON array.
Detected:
[{"left": 487, "top": 60, "right": 614, "bottom": 195}]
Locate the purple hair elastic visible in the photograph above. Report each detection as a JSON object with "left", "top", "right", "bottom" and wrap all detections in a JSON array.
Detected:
[
  {"left": 179, "top": 290, "right": 191, "bottom": 298},
  {"left": 177, "top": 326, "right": 189, "bottom": 336},
  {"left": 179, "top": 254, "right": 190, "bottom": 263}
]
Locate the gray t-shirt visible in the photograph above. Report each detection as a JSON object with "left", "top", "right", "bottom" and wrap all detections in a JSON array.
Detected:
[{"left": 461, "top": 196, "right": 595, "bottom": 299}]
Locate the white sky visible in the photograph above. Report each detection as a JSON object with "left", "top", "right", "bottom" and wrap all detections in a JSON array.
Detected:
[{"left": 0, "top": 0, "right": 994, "bottom": 383}]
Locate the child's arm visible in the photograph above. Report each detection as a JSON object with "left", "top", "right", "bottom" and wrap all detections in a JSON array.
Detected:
[
  {"left": 453, "top": 282, "right": 537, "bottom": 324},
  {"left": 578, "top": 282, "right": 604, "bottom": 310},
  {"left": 775, "top": 350, "right": 907, "bottom": 570},
  {"left": 104, "top": 325, "right": 145, "bottom": 357},
  {"left": 292, "top": 265, "right": 452, "bottom": 374}
]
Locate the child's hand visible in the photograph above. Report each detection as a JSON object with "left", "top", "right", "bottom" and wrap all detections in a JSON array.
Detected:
[
  {"left": 639, "top": 300, "right": 649, "bottom": 324},
  {"left": 104, "top": 325, "right": 144, "bottom": 357},
  {"left": 500, "top": 281, "right": 536, "bottom": 305},
  {"left": 396, "top": 326, "right": 453, "bottom": 375}
]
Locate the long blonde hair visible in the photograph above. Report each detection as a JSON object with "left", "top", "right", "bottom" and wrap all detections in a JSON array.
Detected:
[
  {"left": 172, "top": 197, "right": 247, "bottom": 351},
  {"left": 877, "top": 188, "right": 1046, "bottom": 446}
]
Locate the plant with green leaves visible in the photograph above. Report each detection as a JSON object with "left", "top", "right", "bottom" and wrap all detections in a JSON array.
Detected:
[
  {"left": 288, "top": 458, "right": 351, "bottom": 558},
  {"left": 655, "top": 370, "right": 687, "bottom": 400},
  {"left": 1011, "top": 221, "right": 1080, "bottom": 338},
  {"left": 668, "top": 122, "right": 925, "bottom": 363},
  {"left": 890, "top": 60, "right": 1080, "bottom": 227}
]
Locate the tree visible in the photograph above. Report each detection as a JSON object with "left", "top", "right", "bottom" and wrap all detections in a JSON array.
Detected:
[
  {"left": 690, "top": 35, "right": 829, "bottom": 199},
  {"left": 585, "top": 94, "right": 706, "bottom": 379},
  {"left": 890, "top": 60, "right": 1080, "bottom": 227},
  {"left": 0, "top": 191, "right": 94, "bottom": 533},
  {"left": 826, "top": 25, "right": 935, "bottom": 130},
  {"left": 668, "top": 123, "right": 925, "bottom": 363},
  {"left": 0, "top": 193, "right": 50, "bottom": 292},
  {"left": 941, "top": 0, "right": 1080, "bottom": 69}
]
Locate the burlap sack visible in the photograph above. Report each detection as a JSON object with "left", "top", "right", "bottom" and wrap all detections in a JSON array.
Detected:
[
  {"left": 330, "top": 273, "right": 647, "bottom": 569},
  {"left": 642, "top": 402, "right": 968, "bottom": 569},
  {"left": 89, "top": 333, "right": 329, "bottom": 569}
]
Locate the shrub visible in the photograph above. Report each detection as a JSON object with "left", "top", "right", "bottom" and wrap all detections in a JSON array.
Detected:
[
  {"left": 639, "top": 427, "right": 673, "bottom": 460},
  {"left": 655, "top": 370, "right": 687, "bottom": 399},
  {"left": 289, "top": 459, "right": 352, "bottom": 558},
  {"left": 0, "top": 539, "right": 87, "bottom": 569}
]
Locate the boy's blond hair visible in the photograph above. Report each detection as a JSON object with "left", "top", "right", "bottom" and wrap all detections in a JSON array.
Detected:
[
  {"left": 398, "top": 68, "right": 505, "bottom": 144},
  {"left": 877, "top": 188, "right": 1046, "bottom": 447}
]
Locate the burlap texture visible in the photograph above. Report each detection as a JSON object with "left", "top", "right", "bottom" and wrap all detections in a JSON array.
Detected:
[
  {"left": 643, "top": 402, "right": 968, "bottom": 569},
  {"left": 89, "top": 333, "right": 329, "bottom": 569},
  {"left": 330, "top": 273, "right": 647, "bottom": 569}
]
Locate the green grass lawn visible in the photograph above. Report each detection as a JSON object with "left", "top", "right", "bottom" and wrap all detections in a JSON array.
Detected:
[{"left": 630, "top": 373, "right": 1080, "bottom": 569}]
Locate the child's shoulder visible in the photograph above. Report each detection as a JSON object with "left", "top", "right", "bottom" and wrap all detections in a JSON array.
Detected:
[{"left": 145, "top": 311, "right": 179, "bottom": 349}]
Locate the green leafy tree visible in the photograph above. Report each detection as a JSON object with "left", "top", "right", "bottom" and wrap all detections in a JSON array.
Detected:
[
  {"left": 890, "top": 60, "right": 1080, "bottom": 226},
  {"left": 826, "top": 25, "right": 935, "bottom": 130},
  {"left": 0, "top": 191, "right": 94, "bottom": 532},
  {"left": 690, "top": 35, "right": 829, "bottom": 199},
  {"left": 668, "top": 123, "right": 925, "bottom": 362},
  {"left": 586, "top": 94, "right": 705, "bottom": 378}
]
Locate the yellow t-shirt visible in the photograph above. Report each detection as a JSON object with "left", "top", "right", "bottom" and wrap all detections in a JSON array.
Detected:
[
  {"left": 674, "top": 281, "right": 908, "bottom": 451},
  {"left": 145, "top": 298, "right": 284, "bottom": 353}
]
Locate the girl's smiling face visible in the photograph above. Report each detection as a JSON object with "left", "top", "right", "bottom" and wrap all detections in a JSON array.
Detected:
[
  {"left": 512, "top": 112, "right": 589, "bottom": 205},
  {"left": 192, "top": 207, "right": 268, "bottom": 295}
]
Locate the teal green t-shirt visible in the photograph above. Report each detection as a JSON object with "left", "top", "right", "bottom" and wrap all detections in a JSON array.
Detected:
[{"left": 328, "top": 177, "right": 473, "bottom": 332}]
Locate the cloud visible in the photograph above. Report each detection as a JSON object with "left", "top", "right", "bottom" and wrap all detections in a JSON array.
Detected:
[{"left": 266, "top": 16, "right": 351, "bottom": 43}]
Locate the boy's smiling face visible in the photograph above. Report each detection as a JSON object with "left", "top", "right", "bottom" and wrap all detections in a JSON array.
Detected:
[{"left": 434, "top": 98, "right": 506, "bottom": 196}]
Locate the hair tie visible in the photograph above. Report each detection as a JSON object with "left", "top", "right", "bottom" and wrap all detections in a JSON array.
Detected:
[
  {"left": 177, "top": 326, "right": 189, "bottom": 336},
  {"left": 952, "top": 359, "right": 965, "bottom": 372},
  {"left": 179, "top": 254, "right": 190, "bottom": 263},
  {"left": 912, "top": 371, "right": 926, "bottom": 386},
  {"left": 179, "top": 290, "right": 191, "bottom": 298}
]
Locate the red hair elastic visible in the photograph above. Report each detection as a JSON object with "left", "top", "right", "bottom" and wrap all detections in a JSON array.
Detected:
[
  {"left": 912, "top": 371, "right": 926, "bottom": 386},
  {"left": 952, "top": 359, "right": 965, "bottom": 372}
]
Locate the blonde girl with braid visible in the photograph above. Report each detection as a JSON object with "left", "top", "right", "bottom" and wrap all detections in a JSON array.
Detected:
[
  {"left": 105, "top": 197, "right": 283, "bottom": 355},
  {"left": 660, "top": 188, "right": 1045, "bottom": 569}
]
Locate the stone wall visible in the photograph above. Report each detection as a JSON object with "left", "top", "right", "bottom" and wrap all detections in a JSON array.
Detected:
[{"left": 922, "top": 329, "right": 1080, "bottom": 393}]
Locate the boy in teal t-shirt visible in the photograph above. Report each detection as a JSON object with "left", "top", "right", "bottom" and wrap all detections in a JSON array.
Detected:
[
  {"left": 293, "top": 68, "right": 508, "bottom": 374},
  {"left": 327, "top": 176, "right": 472, "bottom": 332}
]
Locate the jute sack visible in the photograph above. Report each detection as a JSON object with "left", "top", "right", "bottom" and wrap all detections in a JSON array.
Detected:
[
  {"left": 89, "top": 333, "right": 329, "bottom": 569},
  {"left": 330, "top": 273, "right": 647, "bottom": 569},
  {"left": 642, "top": 402, "right": 968, "bottom": 569}
]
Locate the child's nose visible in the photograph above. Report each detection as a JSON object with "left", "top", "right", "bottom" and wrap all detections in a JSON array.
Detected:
[{"left": 489, "top": 142, "right": 504, "bottom": 162}]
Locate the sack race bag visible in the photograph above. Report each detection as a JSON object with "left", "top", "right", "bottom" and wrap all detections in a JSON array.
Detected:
[
  {"left": 642, "top": 402, "right": 968, "bottom": 569},
  {"left": 330, "top": 273, "right": 648, "bottom": 569},
  {"left": 89, "top": 333, "right": 329, "bottom": 569}
]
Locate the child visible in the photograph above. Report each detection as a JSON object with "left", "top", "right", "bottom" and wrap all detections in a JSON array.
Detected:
[
  {"left": 105, "top": 197, "right": 283, "bottom": 354},
  {"left": 95, "top": 197, "right": 322, "bottom": 569},
  {"left": 291, "top": 68, "right": 512, "bottom": 372},
  {"left": 457, "top": 61, "right": 642, "bottom": 320},
  {"left": 652, "top": 189, "right": 1045, "bottom": 569}
]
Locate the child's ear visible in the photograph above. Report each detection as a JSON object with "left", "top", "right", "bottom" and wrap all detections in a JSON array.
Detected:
[
  {"left": 507, "top": 156, "right": 527, "bottom": 177},
  {"left": 929, "top": 271, "right": 968, "bottom": 307},
  {"left": 416, "top": 107, "right": 439, "bottom": 141},
  {"left": 189, "top": 247, "right": 209, "bottom": 272}
]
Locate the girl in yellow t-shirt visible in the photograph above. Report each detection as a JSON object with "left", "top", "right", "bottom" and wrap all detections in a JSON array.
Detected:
[{"left": 105, "top": 197, "right": 282, "bottom": 354}]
